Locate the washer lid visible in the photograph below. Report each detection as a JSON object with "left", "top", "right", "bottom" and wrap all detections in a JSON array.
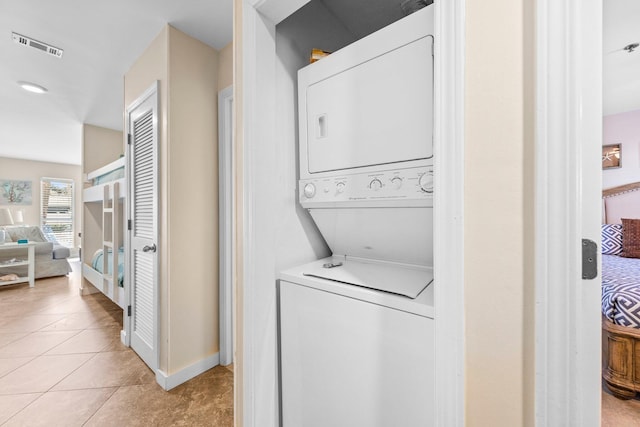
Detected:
[
  {"left": 303, "top": 259, "right": 432, "bottom": 299},
  {"left": 309, "top": 207, "right": 433, "bottom": 267}
]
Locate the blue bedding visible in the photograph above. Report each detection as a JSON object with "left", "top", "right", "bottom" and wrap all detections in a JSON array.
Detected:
[
  {"left": 91, "top": 247, "right": 124, "bottom": 287},
  {"left": 92, "top": 167, "right": 124, "bottom": 185},
  {"left": 602, "top": 254, "right": 640, "bottom": 328}
]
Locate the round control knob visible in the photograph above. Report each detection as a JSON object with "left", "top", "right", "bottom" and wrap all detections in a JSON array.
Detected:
[
  {"left": 369, "top": 178, "right": 383, "bottom": 191},
  {"left": 303, "top": 183, "right": 316, "bottom": 198},
  {"left": 336, "top": 182, "right": 346, "bottom": 193},
  {"left": 391, "top": 177, "right": 403, "bottom": 190},
  {"left": 419, "top": 172, "right": 434, "bottom": 193}
]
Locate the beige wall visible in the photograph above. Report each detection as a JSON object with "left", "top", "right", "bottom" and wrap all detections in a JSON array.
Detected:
[
  {"left": 167, "top": 25, "right": 220, "bottom": 373},
  {"left": 125, "top": 25, "right": 170, "bottom": 372},
  {"left": 82, "top": 124, "right": 123, "bottom": 177},
  {"left": 0, "top": 157, "right": 82, "bottom": 248},
  {"left": 125, "top": 24, "right": 220, "bottom": 376},
  {"left": 465, "top": 0, "right": 534, "bottom": 425},
  {"left": 218, "top": 42, "right": 233, "bottom": 90}
]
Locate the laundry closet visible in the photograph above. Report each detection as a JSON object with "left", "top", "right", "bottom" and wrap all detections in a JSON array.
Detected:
[{"left": 272, "top": 1, "right": 435, "bottom": 425}]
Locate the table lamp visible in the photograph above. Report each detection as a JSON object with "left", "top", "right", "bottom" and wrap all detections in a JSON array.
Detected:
[{"left": 13, "top": 210, "right": 24, "bottom": 224}]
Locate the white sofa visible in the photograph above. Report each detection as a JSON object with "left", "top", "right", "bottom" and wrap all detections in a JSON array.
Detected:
[{"left": 0, "top": 226, "right": 72, "bottom": 279}]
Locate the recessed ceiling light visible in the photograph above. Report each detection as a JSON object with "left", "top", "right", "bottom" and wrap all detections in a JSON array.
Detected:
[{"left": 17, "top": 81, "right": 48, "bottom": 94}]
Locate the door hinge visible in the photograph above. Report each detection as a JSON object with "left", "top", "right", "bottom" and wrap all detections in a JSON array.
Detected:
[
  {"left": 127, "top": 305, "right": 132, "bottom": 317},
  {"left": 582, "top": 239, "right": 598, "bottom": 280},
  {"left": 127, "top": 133, "right": 132, "bottom": 145},
  {"left": 127, "top": 219, "right": 132, "bottom": 230}
]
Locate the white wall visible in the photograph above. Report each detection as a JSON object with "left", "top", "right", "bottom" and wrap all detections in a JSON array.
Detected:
[{"left": 0, "top": 157, "right": 82, "bottom": 249}]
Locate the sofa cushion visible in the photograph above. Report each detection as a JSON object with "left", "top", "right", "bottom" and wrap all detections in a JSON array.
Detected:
[
  {"left": 7, "top": 226, "right": 47, "bottom": 243},
  {"left": 52, "top": 245, "right": 70, "bottom": 259}
]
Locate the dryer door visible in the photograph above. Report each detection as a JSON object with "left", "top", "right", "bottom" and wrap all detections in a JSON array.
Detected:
[{"left": 305, "top": 36, "right": 433, "bottom": 174}]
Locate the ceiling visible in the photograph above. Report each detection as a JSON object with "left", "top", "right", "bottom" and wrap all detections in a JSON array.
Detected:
[
  {"left": 0, "top": 0, "right": 232, "bottom": 166},
  {"left": 0, "top": 0, "right": 635, "bottom": 166},
  {"left": 604, "top": 0, "right": 640, "bottom": 115}
]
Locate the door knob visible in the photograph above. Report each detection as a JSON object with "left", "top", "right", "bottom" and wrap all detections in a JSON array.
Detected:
[{"left": 142, "top": 244, "right": 157, "bottom": 253}]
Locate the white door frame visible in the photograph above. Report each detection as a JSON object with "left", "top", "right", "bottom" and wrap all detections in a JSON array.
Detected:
[
  {"left": 535, "top": 0, "right": 602, "bottom": 425},
  {"left": 219, "top": 85, "right": 234, "bottom": 366},
  {"left": 240, "top": 0, "right": 466, "bottom": 425}
]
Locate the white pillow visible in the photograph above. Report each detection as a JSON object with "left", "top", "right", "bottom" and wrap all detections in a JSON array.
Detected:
[{"left": 7, "top": 226, "right": 46, "bottom": 243}]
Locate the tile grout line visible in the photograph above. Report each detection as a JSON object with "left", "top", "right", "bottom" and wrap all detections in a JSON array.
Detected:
[
  {"left": 0, "top": 356, "right": 35, "bottom": 381},
  {"left": 0, "top": 392, "right": 43, "bottom": 427},
  {"left": 81, "top": 385, "right": 121, "bottom": 426},
  {"left": 45, "top": 349, "right": 101, "bottom": 393}
]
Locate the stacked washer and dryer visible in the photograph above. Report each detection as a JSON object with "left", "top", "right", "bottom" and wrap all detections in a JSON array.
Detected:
[{"left": 278, "top": 6, "right": 435, "bottom": 426}]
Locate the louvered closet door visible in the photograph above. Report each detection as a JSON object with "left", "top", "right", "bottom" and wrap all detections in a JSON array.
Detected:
[{"left": 127, "top": 83, "right": 159, "bottom": 371}]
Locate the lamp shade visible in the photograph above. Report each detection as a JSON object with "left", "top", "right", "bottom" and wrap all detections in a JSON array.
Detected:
[
  {"left": 13, "top": 210, "right": 23, "bottom": 224},
  {"left": 0, "top": 208, "right": 13, "bottom": 226}
]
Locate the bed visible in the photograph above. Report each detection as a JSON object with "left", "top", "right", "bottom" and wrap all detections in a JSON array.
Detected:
[
  {"left": 83, "top": 157, "right": 126, "bottom": 201},
  {"left": 601, "top": 183, "right": 640, "bottom": 399},
  {"left": 81, "top": 157, "right": 126, "bottom": 308},
  {"left": 91, "top": 247, "right": 125, "bottom": 287}
]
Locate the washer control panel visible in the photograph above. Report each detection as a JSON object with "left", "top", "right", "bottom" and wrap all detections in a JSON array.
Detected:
[{"left": 300, "top": 166, "right": 433, "bottom": 206}]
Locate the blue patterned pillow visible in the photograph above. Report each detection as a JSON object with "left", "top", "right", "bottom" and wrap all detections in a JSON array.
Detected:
[{"left": 602, "top": 224, "right": 623, "bottom": 255}]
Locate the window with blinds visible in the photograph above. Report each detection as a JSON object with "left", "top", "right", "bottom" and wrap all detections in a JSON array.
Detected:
[{"left": 40, "top": 178, "right": 74, "bottom": 248}]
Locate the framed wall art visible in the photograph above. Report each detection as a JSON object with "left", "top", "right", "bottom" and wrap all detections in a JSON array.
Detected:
[
  {"left": 0, "top": 180, "right": 32, "bottom": 205},
  {"left": 602, "top": 144, "right": 622, "bottom": 169}
]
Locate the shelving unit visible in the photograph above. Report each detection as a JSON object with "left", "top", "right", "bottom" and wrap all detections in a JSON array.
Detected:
[{"left": 0, "top": 242, "right": 35, "bottom": 287}]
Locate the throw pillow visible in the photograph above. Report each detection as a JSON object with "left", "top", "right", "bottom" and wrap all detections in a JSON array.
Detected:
[
  {"left": 25, "top": 226, "right": 46, "bottom": 242},
  {"left": 6, "top": 227, "right": 26, "bottom": 242},
  {"left": 621, "top": 218, "right": 640, "bottom": 258},
  {"left": 602, "top": 223, "right": 623, "bottom": 255},
  {"left": 6, "top": 226, "right": 47, "bottom": 243}
]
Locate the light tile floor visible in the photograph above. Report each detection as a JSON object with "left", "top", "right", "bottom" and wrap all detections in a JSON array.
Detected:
[{"left": 0, "top": 262, "right": 233, "bottom": 426}]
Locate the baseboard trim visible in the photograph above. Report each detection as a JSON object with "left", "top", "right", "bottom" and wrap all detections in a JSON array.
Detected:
[{"left": 155, "top": 352, "right": 220, "bottom": 391}]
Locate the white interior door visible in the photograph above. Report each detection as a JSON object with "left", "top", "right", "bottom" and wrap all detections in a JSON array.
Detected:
[{"left": 126, "top": 82, "right": 159, "bottom": 371}]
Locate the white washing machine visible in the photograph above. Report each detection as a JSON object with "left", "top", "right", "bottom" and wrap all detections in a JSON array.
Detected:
[
  {"left": 279, "top": 257, "right": 434, "bottom": 427},
  {"left": 279, "top": 5, "right": 435, "bottom": 426}
]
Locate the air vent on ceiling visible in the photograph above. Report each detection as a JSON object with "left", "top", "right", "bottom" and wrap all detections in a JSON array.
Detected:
[{"left": 11, "top": 32, "right": 63, "bottom": 59}]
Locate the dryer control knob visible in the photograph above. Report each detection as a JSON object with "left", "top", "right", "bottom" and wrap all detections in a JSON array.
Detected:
[
  {"left": 336, "top": 182, "right": 346, "bottom": 193},
  {"left": 419, "top": 172, "right": 433, "bottom": 193},
  {"left": 369, "top": 178, "right": 383, "bottom": 191},
  {"left": 303, "top": 183, "right": 316, "bottom": 198},
  {"left": 391, "top": 177, "right": 403, "bottom": 190}
]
